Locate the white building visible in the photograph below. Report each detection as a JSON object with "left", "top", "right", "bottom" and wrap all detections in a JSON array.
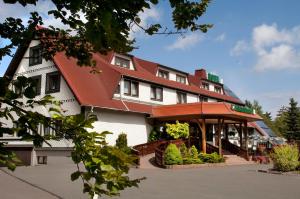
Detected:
[{"left": 1, "top": 40, "right": 269, "bottom": 165}]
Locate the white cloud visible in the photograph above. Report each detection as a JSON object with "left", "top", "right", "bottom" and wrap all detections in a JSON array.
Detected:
[
  {"left": 231, "top": 23, "right": 300, "bottom": 71},
  {"left": 230, "top": 40, "right": 249, "bottom": 56},
  {"left": 215, "top": 33, "right": 226, "bottom": 42},
  {"left": 166, "top": 33, "right": 204, "bottom": 50},
  {"left": 129, "top": 5, "right": 161, "bottom": 39}
]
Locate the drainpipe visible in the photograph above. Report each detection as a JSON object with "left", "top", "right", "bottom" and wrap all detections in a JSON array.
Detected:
[{"left": 120, "top": 75, "right": 129, "bottom": 111}]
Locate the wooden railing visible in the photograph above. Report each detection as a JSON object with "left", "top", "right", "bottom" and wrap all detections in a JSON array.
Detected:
[
  {"left": 206, "top": 142, "right": 219, "bottom": 154},
  {"left": 133, "top": 140, "right": 169, "bottom": 156},
  {"left": 222, "top": 139, "right": 249, "bottom": 160}
]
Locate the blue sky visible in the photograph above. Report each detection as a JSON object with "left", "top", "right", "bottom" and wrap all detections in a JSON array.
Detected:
[{"left": 1, "top": 0, "right": 300, "bottom": 117}]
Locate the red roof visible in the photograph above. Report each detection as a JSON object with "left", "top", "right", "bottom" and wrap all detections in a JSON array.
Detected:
[
  {"left": 52, "top": 51, "right": 244, "bottom": 114},
  {"left": 151, "top": 102, "right": 262, "bottom": 122}
]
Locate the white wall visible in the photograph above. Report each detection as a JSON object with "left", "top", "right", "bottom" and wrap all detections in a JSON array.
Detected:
[
  {"left": 13, "top": 40, "right": 81, "bottom": 116},
  {"left": 92, "top": 109, "right": 151, "bottom": 146}
]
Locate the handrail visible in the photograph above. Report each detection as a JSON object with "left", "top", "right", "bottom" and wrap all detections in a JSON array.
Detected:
[{"left": 222, "top": 139, "right": 249, "bottom": 160}]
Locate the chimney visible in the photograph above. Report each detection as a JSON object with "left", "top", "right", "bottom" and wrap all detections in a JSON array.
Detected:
[{"left": 195, "top": 69, "right": 207, "bottom": 79}]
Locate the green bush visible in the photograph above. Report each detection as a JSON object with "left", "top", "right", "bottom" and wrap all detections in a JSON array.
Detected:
[
  {"left": 165, "top": 121, "right": 189, "bottom": 139},
  {"left": 270, "top": 144, "right": 300, "bottom": 172},
  {"left": 189, "top": 145, "right": 198, "bottom": 159},
  {"left": 116, "top": 133, "right": 131, "bottom": 154},
  {"left": 183, "top": 157, "right": 203, "bottom": 164},
  {"left": 148, "top": 128, "right": 160, "bottom": 142},
  {"left": 199, "top": 152, "right": 225, "bottom": 163},
  {"left": 164, "top": 144, "right": 183, "bottom": 165},
  {"left": 179, "top": 143, "right": 189, "bottom": 158}
]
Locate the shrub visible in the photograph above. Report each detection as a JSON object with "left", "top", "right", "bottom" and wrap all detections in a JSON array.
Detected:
[
  {"left": 179, "top": 143, "right": 189, "bottom": 158},
  {"left": 183, "top": 158, "right": 203, "bottom": 164},
  {"left": 165, "top": 121, "right": 189, "bottom": 139},
  {"left": 148, "top": 128, "right": 160, "bottom": 142},
  {"left": 199, "top": 152, "right": 225, "bottom": 163},
  {"left": 189, "top": 145, "right": 198, "bottom": 159},
  {"left": 270, "top": 144, "right": 300, "bottom": 172},
  {"left": 116, "top": 133, "right": 131, "bottom": 154},
  {"left": 164, "top": 144, "right": 183, "bottom": 165}
]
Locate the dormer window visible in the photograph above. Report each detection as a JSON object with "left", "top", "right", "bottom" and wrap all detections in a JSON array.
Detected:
[
  {"left": 202, "top": 82, "right": 209, "bottom": 90},
  {"left": 115, "top": 56, "right": 130, "bottom": 68},
  {"left": 29, "top": 45, "right": 42, "bottom": 66},
  {"left": 176, "top": 74, "right": 186, "bottom": 84},
  {"left": 158, "top": 69, "right": 169, "bottom": 79},
  {"left": 214, "top": 86, "right": 222, "bottom": 94}
]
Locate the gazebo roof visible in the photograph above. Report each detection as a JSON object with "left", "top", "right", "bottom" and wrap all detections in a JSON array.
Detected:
[{"left": 151, "top": 102, "right": 262, "bottom": 122}]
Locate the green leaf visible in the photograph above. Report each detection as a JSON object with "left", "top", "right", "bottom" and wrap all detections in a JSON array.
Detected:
[{"left": 71, "top": 171, "right": 81, "bottom": 181}]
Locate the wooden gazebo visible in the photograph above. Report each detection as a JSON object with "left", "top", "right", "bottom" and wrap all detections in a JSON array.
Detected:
[{"left": 150, "top": 102, "right": 262, "bottom": 159}]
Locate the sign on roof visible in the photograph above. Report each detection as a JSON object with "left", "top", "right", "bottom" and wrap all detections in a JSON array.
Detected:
[
  {"left": 207, "top": 73, "right": 220, "bottom": 83},
  {"left": 231, "top": 105, "right": 255, "bottom": 114}
]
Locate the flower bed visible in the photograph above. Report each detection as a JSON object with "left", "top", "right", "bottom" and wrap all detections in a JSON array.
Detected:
[{"left": 162, "top": 143, "right": 225, "bottom": 168}]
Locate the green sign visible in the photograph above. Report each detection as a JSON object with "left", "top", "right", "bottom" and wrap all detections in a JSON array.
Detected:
[
  {"left": 231, "top": 105, "right": 254, "bottom": 114},
  {"left": 207, "top": 73, "right": 220, "bottom": 83}
]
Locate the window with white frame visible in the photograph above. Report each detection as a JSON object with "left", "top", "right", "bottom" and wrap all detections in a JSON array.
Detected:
[
  {"left": 177, "top": 91, "right": 187, "bottom": 104},
  {"left": 115, "top": 56, "right": 130, "bottom": 68},
  {"left": 124, "top": 79, "right": 139, "bottom": 97},
  {"left": 176, "top": 74, "right": 186, "bottom": 84},
  {"left": 214, "top": 86, "right": 222, "bottom": 94},
  {"left": 202, "top": 82, "right": 209, "bottom": 90},
  {"left": 45, "top": 72, "right": 60, "bottom": 94},
  {"left": 158, "top": 69, "right": 169, "bottom": 79},
  {"left": 29, "top": 45, "right": 42, "bottom": 66},
  {"left": 151, "top": 85, "right": 163, "bottom": 101}
]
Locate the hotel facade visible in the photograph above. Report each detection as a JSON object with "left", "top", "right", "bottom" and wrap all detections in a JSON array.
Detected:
[{"left": 1, "top": 40, "right": 272, "bottom": 165}]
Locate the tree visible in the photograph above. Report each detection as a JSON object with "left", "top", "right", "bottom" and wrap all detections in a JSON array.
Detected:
[
  {"left": 284, "top": 98, "right": 300, "bottom": 141},
  {"left": 274, "top": 106, "right": 288, "bottom": 136},
  {"left": 245, "top": 99, "right": 280, "bottom": 136},
  {"left": 0, "top": 0, "right": 212, "bottom": 198},
  {"left": 0, "top": 0, "right": 212, "bottom": 66}
]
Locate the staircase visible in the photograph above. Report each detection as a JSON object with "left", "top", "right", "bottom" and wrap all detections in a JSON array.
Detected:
[{"left": 223, "top": 151, "right": 255, "bottom": 165}]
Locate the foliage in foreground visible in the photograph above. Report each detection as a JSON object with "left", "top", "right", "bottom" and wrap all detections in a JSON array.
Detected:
[
  {"left": 164, "top": 144, "right": 183, "bottom": 165},
  {"left": 0, "top": 76, "right": 143, "bottom": 198},
  {"left": 166, "top": 121, "right": 189, "bottom": 139},
  {"left": 270, "top": 144, "right": 300, "bottom": 172}
]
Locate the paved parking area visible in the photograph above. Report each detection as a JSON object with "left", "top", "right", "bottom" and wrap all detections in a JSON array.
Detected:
[{"left": 0, "top": 157, "right": 299, "bottom": 199}]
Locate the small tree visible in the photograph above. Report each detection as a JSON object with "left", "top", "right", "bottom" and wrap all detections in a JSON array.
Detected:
[
  {"left": 284, "top": 98, "right": 300, "bottom": 141},
  {"left": 164, "top": 144, "right": 183, "bottom": 165},
  {"left": 270, "top": 145, "right": 299, "bottom": 172},
  {"left": 179, "top": 143, "right": 189, "bottom": 158},
  {"left": 165, "top": 121, "right": 189, "bottom": 139},
  {"left": 116, "top": 133, "right": 131, "bottom": 154}
]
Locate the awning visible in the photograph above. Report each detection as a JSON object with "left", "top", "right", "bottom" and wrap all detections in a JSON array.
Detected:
[{"left": 150, "top": 102, "right": 262, "bottom": 122}]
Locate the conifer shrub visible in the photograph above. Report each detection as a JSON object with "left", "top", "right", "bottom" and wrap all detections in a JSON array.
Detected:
[
  {"left": 179, "top": 143, "right": 189, "bottom": 158},
  {"left": 270, "top": 144, "right": 300, "bottom": 172},
  {"left": 116, "top": 133, "right": 132, "bottom": 154},
  {"left": 164, "top": 144, "right": 183, "bottom": 165},
  {"left": 199, "top": 152, "right": 225, "bottom": 163}
]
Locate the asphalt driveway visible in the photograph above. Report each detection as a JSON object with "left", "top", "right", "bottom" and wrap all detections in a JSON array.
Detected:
[{"left": 0, "top": 157, "right": 299, "bottom": 199}]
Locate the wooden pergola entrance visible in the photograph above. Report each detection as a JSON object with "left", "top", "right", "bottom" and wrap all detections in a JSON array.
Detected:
[{"left": 150, "top": 102, "right": 262, "bottom": 159}]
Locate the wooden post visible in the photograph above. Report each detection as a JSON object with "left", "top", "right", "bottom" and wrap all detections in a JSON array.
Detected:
[
  {"left": 217, "top": 118, "right": 222, "bottom": 156},
  {"left": 239, "top": 123, "right": 243, "bottom": 149},
  {"left": 202, "top": 119, "right": 207, "bottom": 154},
  {"left": 244, "top": 121, "right": 249, "bottom": 160},
  {"left": 225, "top": 124, "right": 229, "bottom": 141},
  {"left": 195, "top": 119, "right": 206, "bottom": 154}
]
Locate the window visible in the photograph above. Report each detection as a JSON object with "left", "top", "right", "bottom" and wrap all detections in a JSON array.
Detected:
[
  {"left": 158, "top": 69, "right": 169, "bottom": 79},
  {"left": 29, "top": 75, "right": 41, "bottom": 96},
  {"left": 214, "top": 86, "right": 222, "bottom": 94},
  {"left": 202, "top": 82, "right": 209, "bottom": 90},
  {"left": 44, "top": 124, "right": 51, "bottom": 136},
  {"left": 176, "top": 74, "right": 186, "bottom": 84},
  {"left": 177, "top": 91, "right": 187, "bottom": 104},
  {"left": 29, "top": 45, "right": 42, "bottom": 66},
  {"left": 46, "top": 72, "right": 60, "bottom": 94},
  {"left": 37, "top": 156, "right": 47, "bottom": 164},
  {"left": 124, "top": 79, "right": 139, "bottom": 97},
  {"left": 200, "top": 96, "right": 208, "bottom": 102},
  {"left": 115, "top": 56, "right": 130, "bottom": 68},
  {"left": 151, "top": 86, "right": 163, "bottom": 101}
]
